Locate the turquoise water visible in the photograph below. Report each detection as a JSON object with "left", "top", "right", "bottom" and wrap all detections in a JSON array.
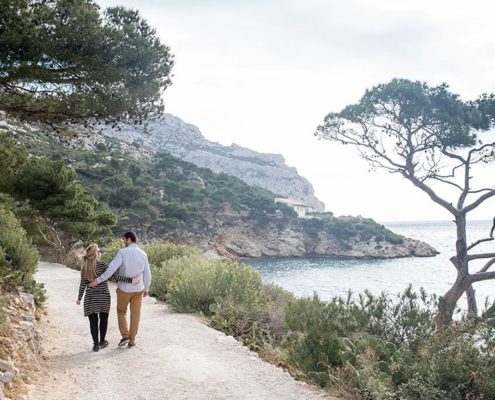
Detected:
[{"left": 247, "top": 220, "right": 495, "bottom": 306}]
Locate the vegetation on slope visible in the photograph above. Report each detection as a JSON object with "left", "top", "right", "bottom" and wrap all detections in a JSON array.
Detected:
[
  {"left": 0, "top": 132, "right": 117, "bottom": 307},
  {"left": 8, "top": 121, "right": 403, "bottom": 247},
  {"left": 105, "top": 240, "right": 495, "bottom": 400}
]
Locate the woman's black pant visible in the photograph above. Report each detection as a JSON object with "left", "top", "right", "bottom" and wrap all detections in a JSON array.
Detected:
[{"left": 88, "top": 312, "right": 109, "bottom": 345}]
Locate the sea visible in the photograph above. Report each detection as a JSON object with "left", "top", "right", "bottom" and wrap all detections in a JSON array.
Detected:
[{"left": 247, "top": 220, "right": 495, "bottom": 309}]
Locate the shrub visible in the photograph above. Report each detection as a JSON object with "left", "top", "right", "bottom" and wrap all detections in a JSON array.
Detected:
[
  {"left": 166, "top": 260, "right": 266, "bottom": 315},
  {"left": 399, "top": 319, "right": 495, "bottom": 400},
  {"left": 209, "top": 294, "right": 272, "bottom": 349},
  {"left": 263, "top": 283, "right": 295, "bottom": 339},
  {"left": 283, "top": 287, "right": 437, "bottom": 388},
  {"left": 91, "top": 236, "right": 495, "bottom": 399},
  {"left": 210, "top": 283, "right": 295, "bottom": 350},
  {"left": 149, "top": 255, "right": 200, "bottom": 300},
  {"left": 101, "top": 239, "right": 198, "bottom": 268},
  {"left": 143, "top": 241, "right": 198, "bottom": 269},
  {"left": 280, "top": 286, "right": 495, "bottom": 399},
  {"left": 148, "top": 251, "right": 294, "bottom": 350},
  {"left": 0, "top": 205, "right": 45, "bottom": 305}
]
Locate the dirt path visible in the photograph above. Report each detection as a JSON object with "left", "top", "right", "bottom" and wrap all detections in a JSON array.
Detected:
[{"left": 28, "top": 262, "right": 333, "bottom": 400}]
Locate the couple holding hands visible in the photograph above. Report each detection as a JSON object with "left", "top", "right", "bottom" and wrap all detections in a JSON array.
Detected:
[{"left": 77, "top": 231, "right": 152, "bottom": 352}]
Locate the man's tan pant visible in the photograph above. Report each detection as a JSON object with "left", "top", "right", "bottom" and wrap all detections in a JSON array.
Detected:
[{"left": 116, "top": 288, "right": 143, "bottom": 342}]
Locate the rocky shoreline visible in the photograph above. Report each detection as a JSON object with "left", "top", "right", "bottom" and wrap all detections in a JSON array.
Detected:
[{"left": 183, "top": 221, "right": 438, "bottom": 260}]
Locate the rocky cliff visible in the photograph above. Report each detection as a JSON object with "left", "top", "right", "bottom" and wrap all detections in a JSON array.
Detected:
[
  {"left": 0, "top": 288, "right": 42, "bottom": 400},
  {"left": 100, "top": 115, "right": 325, "bottom": 211}
]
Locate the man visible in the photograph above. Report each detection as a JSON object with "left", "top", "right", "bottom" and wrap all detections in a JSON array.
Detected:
[{"left": 90, "top": 231, "right": 151, "bottom": 348}]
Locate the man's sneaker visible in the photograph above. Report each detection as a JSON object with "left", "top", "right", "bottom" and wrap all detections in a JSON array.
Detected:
[
  {"left": 99, "top": 340, "right": 109, "bottom": 349},
  {"left": 92, "top": 344, "right": 99, "bottom": 352},
  {"left": 128, "top": 341, "right": 136, "bottom": 348},
  {"left": 118, "top": 337, "right": 130, "bottom": 347}
]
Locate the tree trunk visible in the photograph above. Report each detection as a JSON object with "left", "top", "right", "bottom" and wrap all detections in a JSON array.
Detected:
[
  {"left": 36, "top": 217, "right": 65, "bottom": 263},
  {"left": 436, "top": 283, "right": 465, "bottom": 329},
  {"left": 436, "top": 214, "right": 469, "bottom": 330}
]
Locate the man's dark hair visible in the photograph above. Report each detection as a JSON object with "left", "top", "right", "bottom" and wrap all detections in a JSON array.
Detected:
[{"left": 123, "top": 231, "right": 137, "bottom": 242}]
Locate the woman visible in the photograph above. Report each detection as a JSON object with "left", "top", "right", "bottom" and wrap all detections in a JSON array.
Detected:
[{"left": 76, "top": 243, "right": 139, "bottom": 352}]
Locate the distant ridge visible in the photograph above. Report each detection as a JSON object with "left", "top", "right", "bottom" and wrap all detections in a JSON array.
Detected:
[{"left": 101, "top": 114, "right": 325, "bottom": 211}]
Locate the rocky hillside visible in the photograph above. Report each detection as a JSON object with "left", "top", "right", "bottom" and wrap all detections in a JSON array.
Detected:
[
  {"left": 205, "top": 219, "right": 436, "bottom": 259},
  {"left": 1, "top": 116, "right": 437, "bottom": 259},
  {"left": 100, "top": 114, "right": 325, "bottom": 211}
]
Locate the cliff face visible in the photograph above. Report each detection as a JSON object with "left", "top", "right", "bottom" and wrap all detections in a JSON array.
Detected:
[
  {"left": 101, "top": 115, "right": 325, "bottom": 211},
  {"left": 171, "top": 219, "right": 438, "bottom": 259}
]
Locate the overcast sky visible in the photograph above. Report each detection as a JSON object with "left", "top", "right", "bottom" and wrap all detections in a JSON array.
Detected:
[{"left": 98, "top": 0, "right": 495, "bottom": 222}]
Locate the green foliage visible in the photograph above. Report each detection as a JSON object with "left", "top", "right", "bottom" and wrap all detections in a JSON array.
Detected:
[
  {"left": 0, "top": 133, "right": 28, "bottom": 191},
  {"left": 302, "top": 215, "right": 404, "bottom": 245},
  {"left": 283, "top": 287, "right": 436, "bottom": 388},
  {"left": 14, "top": 158, "right": 76, "bottom": 205},
  {"left": 144, "top": 241, "right": 198, "bottom": 268},
  {"left": 74, "top": 150, "right": 289, "bottom": 238},
  {"left": 101, "top": 239, "right": 198, "bottom": 270},
  {"left": 0, "top": 204, "right": 45, "bottom": 305},
  {"left": 209, "top": 283, "right": 295, "bottom": 350},
  {"left": 149, "top": 255, "right": 201, "bottom": 301},
  {"left": 0, "top": 136, "right": 116, "bottom": 255},
  {"left": 337, "top": 318, "right": 495, "bottom": 400},
  {"left": 144, "top": 242, "right": 288, "bottom": 346},
  {"left": 96, "top": 208, "right": 118, "bottom": 227},
  {"left": 165, "top": 259, "right": 265, "bottom": 315},
  {"left": 422, "top": 320, "right": 495, "bottom": 399},
  {"left": 1, "top": 0, "right": 174, "bottom": 124},
  {"left": 317, "top": 78, "right": 495, "bottom": 153},
  {"left": 149, "top": 248, "right": 295, "bottom": 350},
  {"left": 279, "top": 286, "right": 495, "bottom": 399},
  {"left": 13, "top": 156, "right": 117, "bottom": 244}
]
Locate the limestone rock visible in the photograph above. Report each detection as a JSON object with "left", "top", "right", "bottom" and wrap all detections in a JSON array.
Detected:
[
  {"left": 101, "top": 114, "right": 325, "bottom": 212},
  {"left": 0, "top": 288, "right": 42, "bottom": 399},
  {"left": 0, "top": 372, "right": 14, "bottom": 384},
  {"left": 207, "top": 221, "right": 438, "bottom": 259},
  {"left": 0, "top": 361, "right": 14, "bottom": 373}
]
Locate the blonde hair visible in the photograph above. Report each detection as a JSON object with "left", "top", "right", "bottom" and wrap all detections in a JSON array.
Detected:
[{"left": 81, "top": 243, "right": 99, "bottom": 281}]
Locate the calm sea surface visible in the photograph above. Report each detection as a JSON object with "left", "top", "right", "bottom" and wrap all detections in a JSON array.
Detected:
[{"left": 247, "top": 220, "right": 495, "bottom": 307}]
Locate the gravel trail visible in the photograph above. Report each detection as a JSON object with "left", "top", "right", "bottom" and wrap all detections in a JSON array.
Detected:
[{"left": 28, "top": 262, "right": 333, "bottom": 400}]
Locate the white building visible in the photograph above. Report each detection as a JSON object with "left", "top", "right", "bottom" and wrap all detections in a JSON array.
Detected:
[{"left": 274, "top": 198, "right": 312, "bottom": 218}]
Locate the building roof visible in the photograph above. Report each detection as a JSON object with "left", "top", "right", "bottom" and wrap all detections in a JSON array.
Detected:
[{"left": 274, "top": 197, "right": 309, "bottom": 207}]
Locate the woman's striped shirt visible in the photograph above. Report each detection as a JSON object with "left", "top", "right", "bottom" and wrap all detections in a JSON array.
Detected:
[{"left": 78, "top": 261, "right": 132, "bottom": 316}]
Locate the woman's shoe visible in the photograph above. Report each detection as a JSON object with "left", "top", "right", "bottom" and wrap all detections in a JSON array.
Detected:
[
  {"left": 92, "top": 344, "right": 99, "bottom": 352},
  {"left": 99, "top": 340, "right": 109, "bottom": 349}
]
